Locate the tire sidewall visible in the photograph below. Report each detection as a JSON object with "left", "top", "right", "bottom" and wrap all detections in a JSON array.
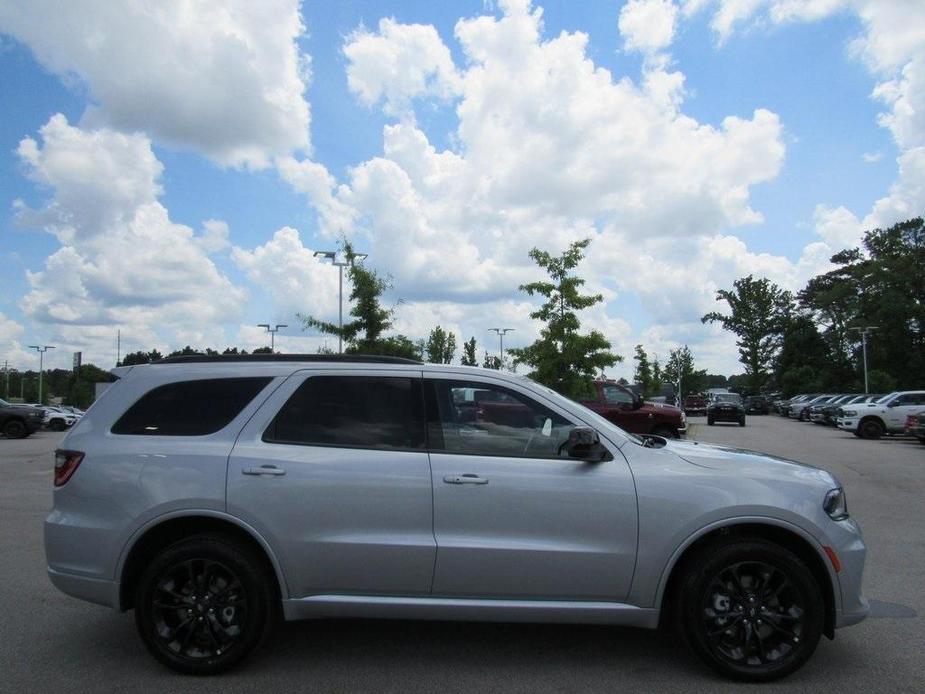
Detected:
[
  {"left": 859, "top": 418, "right": 883, "bottom": 439},
  {"left": 677, "top": 539, "right": 824, "bottom": 682},
  {"left": 3, "top": 419, "right": 27, "bottom": 438},
  {"left": 134, "top": 535, "right": 276, "bottom": 675}
]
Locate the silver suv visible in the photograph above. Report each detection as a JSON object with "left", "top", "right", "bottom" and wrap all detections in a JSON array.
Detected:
[{"left": 45, "top": 355, "right": 868, "bottom": 681}]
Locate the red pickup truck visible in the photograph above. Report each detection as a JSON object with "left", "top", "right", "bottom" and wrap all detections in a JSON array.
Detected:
[{"left": 580, "top": 380, "right": 687, "bottom": 438}]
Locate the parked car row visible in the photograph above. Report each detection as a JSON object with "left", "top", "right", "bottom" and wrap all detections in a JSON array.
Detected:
[
  {"left": 0, "top": 399, "right": 85, "bottom": 438},
  {"left": 773, "top": 391, "right": 925, "bottom": 441}
]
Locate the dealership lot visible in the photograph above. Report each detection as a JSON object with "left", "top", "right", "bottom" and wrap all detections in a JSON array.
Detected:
[{"left": 2, "top": 418, "right": 923, "bottom": 693}]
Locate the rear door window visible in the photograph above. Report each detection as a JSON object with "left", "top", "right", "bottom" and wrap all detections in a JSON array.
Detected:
[
  {"left": 112, "top": 377, "right": 272, "bottom": 436},
  {"left": 264, "top": 375, "right": 425, "bottom": 450}
]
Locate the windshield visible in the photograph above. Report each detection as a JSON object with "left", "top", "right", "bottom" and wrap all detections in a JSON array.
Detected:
[{"left": 714, "top": 394, "right": 742, "bottom": 404}]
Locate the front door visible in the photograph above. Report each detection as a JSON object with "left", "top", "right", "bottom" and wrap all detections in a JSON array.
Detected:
[
  {"left": 227, "top": 371, "right": 435, "bottom": 598},
  {"left": 425, "top": 376, "right": 638, "bottom": 602},
  {"left": 884, "top": 392, "right": 925, "bottom": 430}
]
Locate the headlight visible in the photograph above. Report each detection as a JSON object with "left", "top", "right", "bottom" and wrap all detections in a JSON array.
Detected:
[
  {"left": 843, "top": 410, "right": 857, "bottom": 417},
  {"left": 823, "top": 488, "right": 849, "bottom": 520}
]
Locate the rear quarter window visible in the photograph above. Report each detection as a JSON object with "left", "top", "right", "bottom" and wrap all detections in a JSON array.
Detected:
[{"left": 111, "top": 377, "right": 272, "bottom": 436}]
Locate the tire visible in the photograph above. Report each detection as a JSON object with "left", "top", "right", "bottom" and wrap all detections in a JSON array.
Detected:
[
  {"left": 707, "top": 417, "right": 715, "bottom": 426},
  {"left": 676, "top": 538, "right": 824, "bottom": 682},
  {"left": 858, "top": 418, "right": 884, "bottom": 440},
  {"left": 739, "top": 417, "right": 746, "bottom": 427},
  {"left": 2, "top": 419, "right": 29, "bottom": 439},
  {"left": 134, "top": 534, "right": 278, "bottom": 675},
  {"left": 50, "top": 418, "right": 66, "bottom": 432},
  {"left": 652, "top": 426, "right": 679, "bottom": 439}
]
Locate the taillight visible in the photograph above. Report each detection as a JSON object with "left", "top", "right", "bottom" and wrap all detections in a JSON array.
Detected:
[{"left": 54, "top": 449, "right": 85, "bottom": 487}]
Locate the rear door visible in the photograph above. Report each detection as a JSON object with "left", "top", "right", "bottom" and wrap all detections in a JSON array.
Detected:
[
  {"left": 227, "top": 370, "right": 436, "bottom": 598},
  {"left": 426, "top": 375, "right": 638, "bottom": 601}
]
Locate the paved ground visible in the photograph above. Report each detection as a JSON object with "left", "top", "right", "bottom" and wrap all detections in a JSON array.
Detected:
[{"left": 1, "top": 419, "right": 923, "bottom": 693}]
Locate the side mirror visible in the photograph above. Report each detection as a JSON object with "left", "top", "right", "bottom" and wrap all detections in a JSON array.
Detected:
[{"left": 560, "top": 426, "right": 607, "bottom": 461}]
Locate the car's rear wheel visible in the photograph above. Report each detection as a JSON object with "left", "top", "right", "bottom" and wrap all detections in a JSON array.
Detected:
[
  {"left": 858, "top": 418, "right": 884, "bottom": 440},
  {"left": 739, "top": 417, "right": 746, "bottom": 427},
  {"left": 677, "top": 538, "right": 823, "bottom": 682},
  {"left": 2, "top": 419, "right": 28, "bottom": 439},
  {"left": 50, "top": 418, "right": 66, "bottom": 431},
  {"left": 707, "top": 416, "right": 715, "bottom": 426},
  {"left": 134, "top": 534, "right": 277, "bottom": 675}
]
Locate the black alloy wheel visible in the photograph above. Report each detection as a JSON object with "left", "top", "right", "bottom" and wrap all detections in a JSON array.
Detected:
[
  {"left": 135, "top": 535, "right": 276, "bottom": 675},
  {"left": 678, "top": 539, "right": 823, "bottom": 681},
  {"left": 858, "top": 418, "right": 884, "bottom": 440},
  {"left": 2, "top": 419, "right": 28, "bottom": 439}
]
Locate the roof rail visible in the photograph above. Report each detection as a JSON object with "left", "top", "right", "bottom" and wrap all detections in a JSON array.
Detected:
[{"left": 154, "top": 354, "right": 423, "bottom": 365}]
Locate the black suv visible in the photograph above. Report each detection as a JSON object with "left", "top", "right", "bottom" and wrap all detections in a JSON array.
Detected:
[
  {"left": 707, "top": 393, "right": 746, "bottom": 426},
  {"left": 0, "top": 398, "right": 45, "bottom": 438}
]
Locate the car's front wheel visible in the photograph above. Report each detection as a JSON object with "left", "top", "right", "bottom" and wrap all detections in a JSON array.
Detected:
[
  {"left": 707, "top": 416, "right": 715, "bottom": 425},
  {"left": 134, "top": 534, "right": 277, "bottom": 675},
  {"left": 858, "top": 418, "right": 884, "bottom": 439},
  {"left": 677, "top": 538, "right": 824, "bottom": 682}
]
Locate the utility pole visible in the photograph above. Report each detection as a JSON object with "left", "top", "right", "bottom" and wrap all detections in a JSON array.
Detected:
[
  {"left": 848, "top": 326, "right": 878, "bottom": 393},
  {"left": 28, "top": 345, "right": 55, "bottom": 404},
  {"left": 1, "top": 360, "right": 12, "bottom": 399},
  {"left": 315, "top": 248, "right": 367, "bottom": 353},
  {"left": 257, "top": 324, "right": 288, "bottom": 352},
  {"left": 488, "top": 328, "right": 514, "bottom": 369},
  {"left": 117, "top": 329, "right": 121, "bottom": 366}
]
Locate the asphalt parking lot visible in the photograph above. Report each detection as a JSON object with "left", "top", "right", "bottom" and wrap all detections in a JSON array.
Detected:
[{"left": 2, "top": 418, "right": 923, "bottom": 693}]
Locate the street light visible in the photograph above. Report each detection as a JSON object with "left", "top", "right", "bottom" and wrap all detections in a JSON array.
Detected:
[
  {"left": 315, "top": 248, "right": 367, "bottom": 354},
  {"left": 28, "top": 345, "right": 55, "bottom": 404},
  {"left": 488, "top": 328, "right": 514, "bottom": 368},
  {"left": 848, "top": 326, "right": 878, "bottom": 393},
  {"left": 257, "top": 323, "right": 288, "bottom": 352}
]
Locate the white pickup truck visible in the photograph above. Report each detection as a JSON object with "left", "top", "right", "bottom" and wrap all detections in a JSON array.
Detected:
[{"left": 837, "top": 390, "right": 925, "bottom": 438}]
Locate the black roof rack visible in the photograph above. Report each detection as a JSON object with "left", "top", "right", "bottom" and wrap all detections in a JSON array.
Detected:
[{"left": 154, "top": 354, "right": 423, "bottom": 365}]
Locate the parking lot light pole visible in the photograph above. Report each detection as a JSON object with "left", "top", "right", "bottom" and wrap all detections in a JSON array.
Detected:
[
  {"left": 848, "top": 326, "right": 878, "bottom": 393},
  {"left": 28, "top": 345, "right": 55, "bottom": 404},
  {"left": 488, "top": 328, "right": 514, "bottom": 368},
  {"left": 257, "top": 324, "right": 288, "bottom": 352},
  {"left": 315, "top": 248, "right": 367, "bottom": 354}
]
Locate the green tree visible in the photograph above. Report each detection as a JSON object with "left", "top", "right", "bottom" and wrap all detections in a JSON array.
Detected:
[
  {"left": 800, "top": 217, "right": 925, "bottom": 390},
  {"left": 482, "top": 352, "right": 502, "bottom": 370},
  {"left": 663, "top": 345, "right": 707, "bottom": 398},
  {"left": 702, "top": 275, "right": 793, "bottom": 393},
  {"left": 299, "top": 242, "right": 419, "bottom": 359},
  {"left": 651, "top": 356, "right": 663, "bottom": 394},
  {"left": 251, "top": 346, "right": 274, "bottom": 354},
  {"left": 508, "top": 239, "right": 621, "bottom": 398},
  {"left": 461, "top": 337, "right": 478, "bottom": 366},
  {"left": 424, "top": 326, "right": 457, "bottom": 364},
  {"left": 774, "top": 314, "right": 836, "bottom": 395},
  {"left": 633, "top": 345, "right": 654, "bottom": 397}
]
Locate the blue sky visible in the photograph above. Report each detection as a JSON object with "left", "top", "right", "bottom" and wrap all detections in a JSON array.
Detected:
[{"left": 1, "top": 0, "right": 923, "bottom": 377}]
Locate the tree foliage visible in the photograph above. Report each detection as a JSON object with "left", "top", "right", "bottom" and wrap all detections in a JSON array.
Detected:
[
  {"left": 424, "top": 326, "right": 457, "bottom": 364},
  {"left": 663, "top": 345, "right": 707, "bottom": 398},
  {"left": 461, "top": 337, "right": 478, "bottom": 366},
  {"left": 298, "top": 242, "right": 419, "bottom": 360},
  {"left": 702, "top": 275, "right": 792, "bottom": 393},
  {"left": 508, "top": 239, "right": 621, "bottom": 398},
  {"left": 799, "top": 217, "right": 925, "bottom": 390},
  {"left": 632, "top": 345, "right": 654, "bottom": 397}
]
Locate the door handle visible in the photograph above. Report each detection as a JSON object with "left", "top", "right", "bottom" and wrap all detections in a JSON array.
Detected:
[
  {"left": 443, "top": 473, "right": 489, "bottom": 485},
  {"left": 242, "top": 465, "right": 286, "bottom": 476}
]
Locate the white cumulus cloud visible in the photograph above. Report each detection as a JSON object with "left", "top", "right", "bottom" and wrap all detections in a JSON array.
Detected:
[{"left": 0, "top": 0, "right": 311, "bottom": 168}]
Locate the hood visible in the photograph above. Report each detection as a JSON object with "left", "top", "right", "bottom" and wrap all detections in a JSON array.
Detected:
[{"left": 663, "top": 438, "right": 835, "bottom": 485}]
